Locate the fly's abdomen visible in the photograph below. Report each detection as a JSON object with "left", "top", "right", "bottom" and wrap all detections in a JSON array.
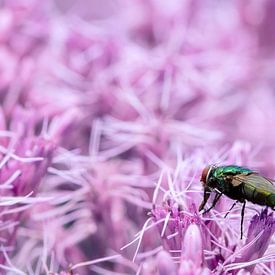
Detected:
[
  {"left": 242, "top": 183, "right": 275, "bottom": 207},
  {"left": 266, "top": 194, "right": 275, "bottom": 207}
]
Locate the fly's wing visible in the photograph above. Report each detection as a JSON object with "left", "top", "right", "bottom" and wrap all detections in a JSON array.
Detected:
[{"left": 232, "top": 173, "right": 275, "bottom": 193}]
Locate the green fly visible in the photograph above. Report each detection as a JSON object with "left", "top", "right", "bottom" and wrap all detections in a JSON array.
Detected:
[{"left": 199, "top": 165, "right": 275, "bottom": 239}]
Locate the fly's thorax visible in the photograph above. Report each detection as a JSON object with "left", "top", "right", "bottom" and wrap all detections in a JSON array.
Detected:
[
  {"left": 215, "top": 165, "right": 253, "bottom": 177},
  {"left": 208, "top": 167, "right": 233, "bottom": 192},
  {"left": 212, "top": 165, "right": 254, "bottom": 189},
  {"left": 211, "top": 166, "right": 246, "bottom": 195},
  {"left": 212, "top": 166, "right": 227, "bottom": 178}
]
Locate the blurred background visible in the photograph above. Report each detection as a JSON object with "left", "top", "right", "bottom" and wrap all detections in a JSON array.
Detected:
[{"left": 0, "top": 0, "right": 275, "bottom": 274}]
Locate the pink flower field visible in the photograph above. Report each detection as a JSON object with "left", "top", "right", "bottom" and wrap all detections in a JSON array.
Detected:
[{"left": 0, "top": 0, "right": 275, "bottom": 274}]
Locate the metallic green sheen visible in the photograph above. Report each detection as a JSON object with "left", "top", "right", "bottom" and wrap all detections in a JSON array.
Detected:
[
  {"left": 213, "top": 165, "right": 253, "bottom": 178},
  {"left": 209, "top": 165, "right": 253, "bottom": 197},
  {"left": 208, "top": 165, "right": 275, "bottom": 207}
]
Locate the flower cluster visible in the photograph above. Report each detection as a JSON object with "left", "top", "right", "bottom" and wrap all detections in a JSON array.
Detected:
[{"left": 0, "top": 0, "right": 275, "bottom": 274}]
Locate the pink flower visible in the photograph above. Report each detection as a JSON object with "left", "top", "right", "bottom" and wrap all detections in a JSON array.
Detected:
[
  {"left": 227, "top": 209, "right": 275, "bottom": 273},
  {"left": 0, "top": 1, "right": 275, "bottom": 274}
]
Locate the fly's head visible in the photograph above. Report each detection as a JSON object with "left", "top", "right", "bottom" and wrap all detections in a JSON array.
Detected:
[{"left": 201, "top": 165, "right": 216, "bottom": 189}]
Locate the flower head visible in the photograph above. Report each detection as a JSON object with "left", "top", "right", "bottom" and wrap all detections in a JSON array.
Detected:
[{"left": 230, "top": 209, "right": 275, "bottom": 273}]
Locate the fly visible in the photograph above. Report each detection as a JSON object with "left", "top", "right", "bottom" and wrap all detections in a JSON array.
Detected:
[{"left": 199, "top": 165, "right": 275, "bottom": 239}]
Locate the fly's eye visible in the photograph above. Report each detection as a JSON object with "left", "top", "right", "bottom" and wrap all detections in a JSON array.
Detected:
[{"left": 201, "top": 166, "right": 211, "bottom": 185}]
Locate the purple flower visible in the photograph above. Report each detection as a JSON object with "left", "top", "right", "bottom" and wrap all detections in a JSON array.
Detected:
[
  {"left": 223, "top": 209, "right": 275, "bottom": 274},
  {"left": 1, "top": 0, "right": 275, "bottom": 274},
  {"left": 0, "top": 138, "right": 56, "bottom": 262},
  {"left": 156, "top": 250, "right": 177, "bottom": 275},
  {"left": 151, "top": 200, "right": 201, "bottom": 252}
]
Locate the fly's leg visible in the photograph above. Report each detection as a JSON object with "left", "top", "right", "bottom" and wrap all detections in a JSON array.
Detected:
[
  {"left": 203, "top": 192, "right": 222, "bottom": 214},
  {"left": 240, "top": 200, "right": 246, "bottom": 240},
  {"left": 224, "top": 201, "right": 238, "bottom": 218},
  {"left": 199, "top": 188, "right": 211, "bottom": 212}
]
